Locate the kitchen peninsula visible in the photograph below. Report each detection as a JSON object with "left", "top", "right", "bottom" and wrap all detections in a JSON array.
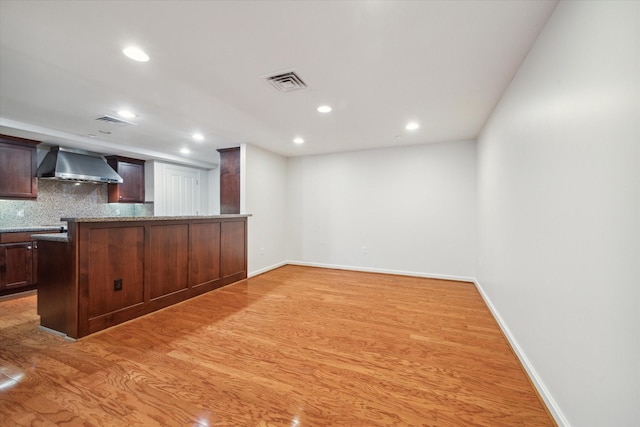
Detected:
[{"left": 34, "top": 215, "right": 249, "bottom": 338}]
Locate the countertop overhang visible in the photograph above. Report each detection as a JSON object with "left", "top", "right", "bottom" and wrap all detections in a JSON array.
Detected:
[
  {"left": 61, "top": 214, "right": 251, "bottom": 223},
  {"left": 0, "top": 225, "right": 67, "bottom": 233},
  {"left": 32, "top": 232, "right": 69, "bottom": 242}
]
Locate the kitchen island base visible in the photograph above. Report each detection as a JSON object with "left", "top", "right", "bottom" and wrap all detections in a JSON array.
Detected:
[{"left": 36, "top": 215, "right": 248, "bottom": 338}]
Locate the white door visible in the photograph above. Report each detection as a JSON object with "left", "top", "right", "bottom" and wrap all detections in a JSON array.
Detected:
[
  {"left": 154, "top": 163, "right": 201, "bottom": 216},
  {"left": 165, "top": 166, "right": 199, "bottom": 215}
]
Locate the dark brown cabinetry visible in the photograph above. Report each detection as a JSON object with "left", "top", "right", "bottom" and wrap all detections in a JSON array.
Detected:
[
  {"left": 37, "top": 216, "right": 248, "bottom": 338},
  {"left": 85, "top": 226, "right": 144, "bottom": 319},
  {"left": 217, "top": 147, "right": 240, "bottom": 214},
  {"left": 190, "top": 222, "right": 221, "bottom": 288},
  {"left": 0, "top": 242, "right": 34, "bottom": 291},
  {"left": 0, "top": 230, "right": 59, "bottom": 295},
  {"left": 106, "top": 156, "right": 145, "bottom": 203},
  {"left": 221, "top": 220, "right": 246, "bottom": 278},
  {"left": 148, "top": 224, "right": 189, "bottom": 299},
  {"left": 0, "top": 134, "right": 39, "bottom": 199}
]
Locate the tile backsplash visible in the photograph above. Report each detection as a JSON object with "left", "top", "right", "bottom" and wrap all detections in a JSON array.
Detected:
[{"left": 0, "top": 180, "right": 154, "bottom": 227}]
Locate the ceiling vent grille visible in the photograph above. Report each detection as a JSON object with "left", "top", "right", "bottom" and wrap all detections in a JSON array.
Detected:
[
  {"left": 265, "top": 71, "right": 308, "bottom": 93},
  {"left": 95, "top": 115, "right": 135, "bottom": 127}
]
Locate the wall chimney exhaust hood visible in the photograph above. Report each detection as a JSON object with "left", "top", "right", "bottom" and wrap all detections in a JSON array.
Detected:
[{"left": 37, "top": 146, "right": 123, "bottom": 184}]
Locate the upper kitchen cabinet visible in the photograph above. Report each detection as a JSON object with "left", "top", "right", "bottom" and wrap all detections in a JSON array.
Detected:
[
  {"left": 0, "top": 134, "right": 39, "bottom": 199},
  {"left": 106, "top": 156, "right": 145, "bottom": 203}
]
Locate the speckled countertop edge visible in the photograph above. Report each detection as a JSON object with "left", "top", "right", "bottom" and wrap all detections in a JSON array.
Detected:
[
  {"left": 32, "top": 233, "right": 69, "bottom": 242},
  {"left": 61, "top": 214, "right": 251, "bottom": 223},
  {"left": 0, "top": 225, "right": 67, "bottom": 233}
]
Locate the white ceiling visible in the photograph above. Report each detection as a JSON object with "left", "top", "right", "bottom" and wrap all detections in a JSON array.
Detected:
[{"left": 0, "top": 0, "right": 557, "bottom": 169}]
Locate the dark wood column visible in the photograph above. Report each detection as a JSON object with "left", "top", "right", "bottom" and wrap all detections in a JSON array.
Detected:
[{"left": 217, "top": 147, "right": 240, "bottom": 214}]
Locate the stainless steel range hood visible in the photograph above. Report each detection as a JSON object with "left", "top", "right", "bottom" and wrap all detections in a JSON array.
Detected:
[{"left": 37, "top": 146, "right": 123, "bottom": 184}]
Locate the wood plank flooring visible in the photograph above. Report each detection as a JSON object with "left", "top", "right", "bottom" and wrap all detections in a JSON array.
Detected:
[{"left": 0, "top": 265, "right": 555, "bottom": 426}]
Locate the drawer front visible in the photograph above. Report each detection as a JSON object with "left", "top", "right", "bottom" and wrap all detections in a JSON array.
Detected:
[{"left": 1, "top": 230, "right": 59, "bottom": 243}]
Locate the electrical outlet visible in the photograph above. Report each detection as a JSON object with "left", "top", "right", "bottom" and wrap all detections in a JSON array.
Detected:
[
  {"left": 259, "top": 247, "right": 265, "bottom": 256},
  {"left": 114, "top": 278, "right": 123, "bottom": 291},
  {"left": 362, "top": 246, "right": 368, "bottom": 255}
]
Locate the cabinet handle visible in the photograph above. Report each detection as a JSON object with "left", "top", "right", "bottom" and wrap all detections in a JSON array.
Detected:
[{"left": 27, "top": 245, "right": 32, "bottom": 250}]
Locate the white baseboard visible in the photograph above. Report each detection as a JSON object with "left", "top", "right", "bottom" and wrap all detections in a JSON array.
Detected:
[
  {"left": 286, "top": 260, "right": 475, "bottom": 283},
  {"left": 37, "top": 325, "right": 76, "bottom": 341},
  {"left": 473, "top": 279, "right": 569, "bottom": 427},
  {"left": 248, "top": 261, "right": 288, "bottom": 278}
]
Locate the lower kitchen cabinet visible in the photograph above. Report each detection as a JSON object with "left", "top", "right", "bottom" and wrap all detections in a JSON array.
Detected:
[
  {"left": 0, "top": 242, "right": 34, "bottom": 291},
  {"left": 0, "top": 230, "right": 60, "bottom": 295}
]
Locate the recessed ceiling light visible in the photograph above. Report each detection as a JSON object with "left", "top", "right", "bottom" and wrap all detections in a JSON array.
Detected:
[
  {"left": 117, "top": 110, "right": 137, "bottom": 119},
  {"left": 192, "top": 133, "right": 205, "bottom": 142},
  {"left": 293, "top": 137, "right": 304, "bottom": 144},
  {"left": 317, "top": 105, "right": 332, "bottom": 113},
  {"left": 123, "top": 46, "right": 149, "bottom": 62},
  {"left": 180, "top": 147, "right": 190, "bottom": 154},
  {"left": 405, "top": 122, "right": 420, "bottom": 131}
]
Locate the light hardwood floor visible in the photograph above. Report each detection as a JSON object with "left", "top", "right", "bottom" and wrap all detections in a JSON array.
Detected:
[{"left": 0, "top": 265, "right": 555, "bottom": 426}]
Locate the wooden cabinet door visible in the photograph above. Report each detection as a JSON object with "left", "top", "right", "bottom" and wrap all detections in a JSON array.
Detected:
[
  {"left": 0, "top": 242, "right": 33, "bottom": 290},
  {"left": 117, "top": 161, "right": 144, "bottom": 202},
  {"left": 107, "top": 156, "right": 145, "bottom": 203},
  {"left": 0, "top": 135, "right": 39, "bottom": 199}
]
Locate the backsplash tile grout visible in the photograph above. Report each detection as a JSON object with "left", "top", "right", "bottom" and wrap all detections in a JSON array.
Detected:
[{"left": 0, "top": 180, "right": 153, "bottom": 227}]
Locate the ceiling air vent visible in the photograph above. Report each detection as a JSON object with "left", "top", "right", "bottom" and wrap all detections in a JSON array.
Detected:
[
  {"left": 265, "top": 71, "right": 308, "bottom": 93},
  {"left": 95, "top": 115, "right": 135, "bottom": 127}
]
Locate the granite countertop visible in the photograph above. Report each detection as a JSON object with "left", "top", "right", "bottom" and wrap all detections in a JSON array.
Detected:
[
  {"left": 61, "top": 214, "right": 251, "bottom": 223},
  {"left": 32, "top": 232, "right": 69, "bottom": 242},
  {"left": 0, "top": 225, "right": 67, "bottom": 233}
]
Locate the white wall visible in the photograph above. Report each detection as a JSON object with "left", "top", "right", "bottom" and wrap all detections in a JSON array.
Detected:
[
  {"left": 245, "top": 144, "right": 288, "bottom": 276},
  {"left": 287, "top": 141, "right": 476, "bottom": 280},
  {"left": 208, "top": 150, "right": 220, "bottom": 214},
  {"left": 476, "top": 1, "right": 639, "bottom": 426},
  {"left": 208, "top": 165, "right": 220, "bottom": 214}
]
